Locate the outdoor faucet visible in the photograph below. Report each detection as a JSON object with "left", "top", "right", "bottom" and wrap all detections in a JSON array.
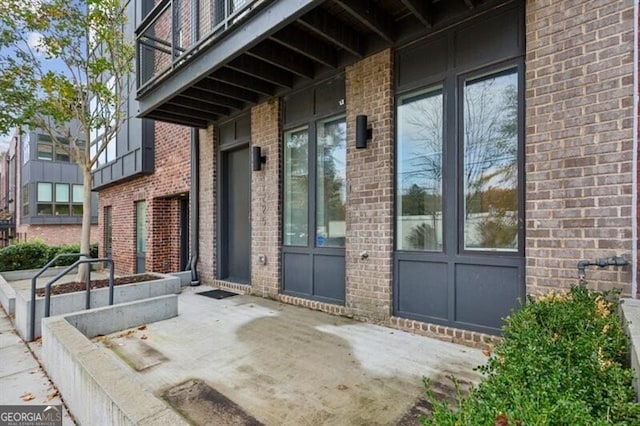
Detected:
[{"left": 577, "top": 256, "right": 628, "bottom": 285}]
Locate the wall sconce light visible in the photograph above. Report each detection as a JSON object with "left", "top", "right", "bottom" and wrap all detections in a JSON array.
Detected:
[
  {"left": 252, "top": 146, "right": 267, "bottom": 171},
  {"left": 355, "top": 115, "right": 372, "bottom": 149}
]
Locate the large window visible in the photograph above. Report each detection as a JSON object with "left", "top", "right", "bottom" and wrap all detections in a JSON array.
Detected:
[
  {"left": 283, "top": 127, "right": 309, "bottom": 246},
  {"left": 396, "top": 66, "right": 520, "bottom": 254},
  {"left": 463, "top": 69, "right": 518, "bottom": 251},
  {"left": 36, "top": 182, "right": 84, "bottom": 216},
  {"left": 283, "top": 116, "right": 346, "bottom": 248},
  {"left": 36, "top": 134, "right": 74, "bottom": 162},
  {"left": 396, "top": 87, "right": 444, "bottom": 251}
]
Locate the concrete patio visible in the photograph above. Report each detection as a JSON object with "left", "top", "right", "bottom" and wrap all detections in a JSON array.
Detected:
[{"left": 89, "top": 285, "right": 486, "bottom": 425}]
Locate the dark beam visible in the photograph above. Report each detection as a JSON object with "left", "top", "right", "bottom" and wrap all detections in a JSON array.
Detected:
[
  {"left": 197, "top": 79, "right": 258, "bottom": 104},
  {"left": 170, "top": 96, "right": 232, "bottom": 116},
  {"left": 298, "top": 8, "right": 364, "bottom": 58},
  {"left": 400, "top": 0, "right": 433, "bottom": 28},
  {"left": 333, "top": 0, "right": 394, "bottom": 43},
  {"left": 227, "top": 55, "right": 294, "bottom": 88},
  {"left": 180, "top": 87, "right": 246, "bottom": 110},
  {"left": 247, "top": 40, "right": 315, "bottom": 79},
  {"left": 158, "top": 103, "right": 220, "bottom": 121},
  {"left": 210, "top": 68, "right": 276, "bottom": 96},
  {"left": 270, "top": 26, "right": 337, "bottom": 68},
  {"left": 463, "top": 0, "right": 477, "bottom": 9},
  {"left": 148, "top": 111, "right": 208, "bottom": 128}
]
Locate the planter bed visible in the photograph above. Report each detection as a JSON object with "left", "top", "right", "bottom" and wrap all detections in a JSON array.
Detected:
[{"left": 15, "top": 273, "right": 180, "bottom": 340}]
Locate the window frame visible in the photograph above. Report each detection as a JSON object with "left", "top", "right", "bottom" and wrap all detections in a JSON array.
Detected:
[
  {"left": 282, "top": 114, "right": 347, "bottom": 250},
  {"left": 394, "top": 59, "right": 524, "bottom": 258}
]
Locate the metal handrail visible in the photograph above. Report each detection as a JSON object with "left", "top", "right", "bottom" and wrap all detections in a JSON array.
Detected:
[
  {"left": 29, "top": 253, "right": 89, "bottom": 341},
  {"left": 43, "top": 258, "right": 114, "bottom": 319}
]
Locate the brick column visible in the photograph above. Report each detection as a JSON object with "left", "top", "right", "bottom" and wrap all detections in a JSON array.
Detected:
[
  {"left": 198, "top": 126, "right": 217, "bottom": 285},
  {"left": 525, "top": 0, "right": 634, "bottom": 295},
  {"left": 345, "top": 49, "right": 394, "bottom": 321},
  {"left": 251, "top": 99, "right": 281, "bottom": 298}
]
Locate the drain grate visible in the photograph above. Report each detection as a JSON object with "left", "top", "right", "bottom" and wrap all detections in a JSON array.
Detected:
[{"left": 197, "top": 289, "right": 239, "bottom": 300}]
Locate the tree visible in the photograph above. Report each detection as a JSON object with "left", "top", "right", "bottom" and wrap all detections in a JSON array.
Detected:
[{"left": 0, "top": 0, "right": 133, "bottom": 277}]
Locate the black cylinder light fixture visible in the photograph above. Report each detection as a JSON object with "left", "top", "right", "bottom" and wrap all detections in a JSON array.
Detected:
[
  {"left": 355, "top": 115, "right": 371, "bottom": 149},
  {"left": 252, "top": 146, "right": 266, "bottom": 171}
]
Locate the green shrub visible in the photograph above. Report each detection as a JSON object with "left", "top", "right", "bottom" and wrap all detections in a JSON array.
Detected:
[
  {"left": 0, "top": 241, "right": 99, "bottom": 271},
  {"left": 49, "top": 244, "right": 82, "bottom": 266},
  {"left": 422, "top": 285, "right": 640, "bottom": 425},
  {"left": 0, "top": 241, "right": 52, "bottom": 271}
]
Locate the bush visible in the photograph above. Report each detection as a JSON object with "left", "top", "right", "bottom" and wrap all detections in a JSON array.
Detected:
[
  {"left": 422, "top": 285, "right": 640, "bottom": 425},
  {"left": 0, "top": 241, "right": 52, "bottom": 271},
  {"left": 0, "top": 241, "right": 99, "bottom": 271}
]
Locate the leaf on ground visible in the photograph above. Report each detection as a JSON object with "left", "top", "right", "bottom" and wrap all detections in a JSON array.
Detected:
[
  {"left": 21, "top": 392, "right": 35, "bottom": 401},
  {"left": 117, "top": 330, "right": 136, "bottom": 338},
  {"left": 140, "top": 335, "right": 148, "bottom": 340},
  {"left": 482, "top": 349, "right": 492, "bottom": 357},
  {"left": 337, "top": 384, "right": 349, "bottom": 390},
  {"left": 45, "top": 390, "right": 59, "bottom": 401},
  {"left": 137, "top": 325, "right": 147, "bottom": 331}
]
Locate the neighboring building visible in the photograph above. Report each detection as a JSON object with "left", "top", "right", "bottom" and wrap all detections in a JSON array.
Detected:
[
  {"left": 133, "top": 0, "right": 636, "bottom": 344},
  {"left": 93, "top": 2, "right": 192, "bottom": 276},
  {"left": 93, "top": 120, "right": 191, "bottom": 275},
  {"left": 0, "top": 129, "right": 98, "bottom": 246}
]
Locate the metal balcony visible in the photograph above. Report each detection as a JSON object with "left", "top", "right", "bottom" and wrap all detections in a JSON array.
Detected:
[{"left": 135, "top": 0, "right": 507, "bottom": 128}]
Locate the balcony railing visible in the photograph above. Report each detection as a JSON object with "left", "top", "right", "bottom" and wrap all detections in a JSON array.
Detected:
[{"left": 136, "top": 0, "right": 269, "bottom": 95}]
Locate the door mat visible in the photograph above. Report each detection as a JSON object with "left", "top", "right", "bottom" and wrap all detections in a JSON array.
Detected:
[{"left": 197, "top": 289, "right": 239, "bottom": 299}]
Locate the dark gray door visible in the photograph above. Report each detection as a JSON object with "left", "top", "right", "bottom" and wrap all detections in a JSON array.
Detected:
[{"left": 222, "top": 146, "right": 251, "bottom": 283}]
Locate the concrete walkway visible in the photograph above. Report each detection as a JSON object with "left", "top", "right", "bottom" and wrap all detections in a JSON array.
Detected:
[
  {"left": 0, "top": 306, "right": 75, "bottom": 425},
  {"left": 96, "top": 286, "right": 487, "bottom": 425}
]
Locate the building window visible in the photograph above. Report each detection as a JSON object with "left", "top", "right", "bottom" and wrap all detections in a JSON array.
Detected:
[
  {"left": 35, "top": 182, "right": 84, "bottom": 216},
  {"left": 283, "top": 115, "right": 346, "bottom": 248},
  {"left": 104, "top": 206, "right": 112, "bottom": 256},
  {"left": 22, "top": 134, "right": 30, "bottom": 164},
  {"left": 463, "top": 69, "right": 518, "bottom": 251},
  {"left": 395, "top": 65, "right": 521, "bottom": 254},
  {"left": 396, "top": 87, "right": 444, "bottom": 251},
  {"left": 22, "top": 184, "right": 29, "bottom": 216},
  {"left": 90, "top": 76, "right": 117, "bottom": 170},
  {"left": 35, "top": 134, "right": 74, "bottom": 162}
]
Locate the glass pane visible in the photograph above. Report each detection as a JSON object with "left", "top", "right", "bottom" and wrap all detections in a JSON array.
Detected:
[
  {"left": 316, "top": 117, "right": 346, "bottom": 248},
  {"left": 396, "top": 87, "right": 444, "bottom": 251},
  {"left": 55, "top": 183, "right": 69, "bottom": 202},
  {"left": 136, "top": 201, "right": 146, "bottom": 253},
  {"left": 72, "top": 185, "right": 83, "bottom": 203},
  {"left": 37, "top": 204, "right": 53, "bottom": 215},
  {"left": 72, "top": 205, "right": 83, "bottom": 216},
  {"left": 463, "top": 68, "right": 519, "bottom": 251},
  {"left": 37, "top": 183, "right": 52, "bottom": 202},
  {"left": 37, "top": 144, "right": 53, "bottom": 160},
  {"left": 105, "top": 207, "right": 112, "bottom": 250},
  {"left": 54, "top": 205, "right": 70, "bottom": 215},
  {"left": 283, "top": 127, "right": 309, "bottom": 246},
  {"left": 22, "top": 134, "right": 30, "bottom": 164}
]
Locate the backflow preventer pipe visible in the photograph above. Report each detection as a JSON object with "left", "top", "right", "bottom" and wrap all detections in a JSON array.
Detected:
[{"left": 577, "top": 256, "right": 629, "bottom": 285}]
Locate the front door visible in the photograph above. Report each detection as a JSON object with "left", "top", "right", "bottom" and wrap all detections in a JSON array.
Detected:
[{"left": 221, "top": 146, "right": 251, "bottom": 283}]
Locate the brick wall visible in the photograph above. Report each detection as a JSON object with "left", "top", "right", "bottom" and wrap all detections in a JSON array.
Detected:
[
  {"left": 344, "top": 49, "right": 394, "bottom": 321},
  {"left": 98, "top": 121, "right": 191, "bottom": 275},
  {"left": 250, "top": 99, "right": 281, "bottom": 298},
  {"left": 15, "top": 224, "right": 98, "bottom": 246},
  {"left": 197, "top": 125, "right": 216, "bottom": 285},
  {"left": 525, "top": 0, "right": 635, "bottom": 295}
]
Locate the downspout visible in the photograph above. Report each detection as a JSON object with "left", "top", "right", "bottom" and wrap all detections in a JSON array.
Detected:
[
  {"left": 189, "top": 127, "right": 200, "bottom": 286},
  {"left": 633, "top": 0, "right": 638, "bottom": 298}
]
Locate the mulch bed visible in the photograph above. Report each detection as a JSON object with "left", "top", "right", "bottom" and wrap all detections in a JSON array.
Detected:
[{"left": 35, "top": 274, "right": 161, "bottom": 297}]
